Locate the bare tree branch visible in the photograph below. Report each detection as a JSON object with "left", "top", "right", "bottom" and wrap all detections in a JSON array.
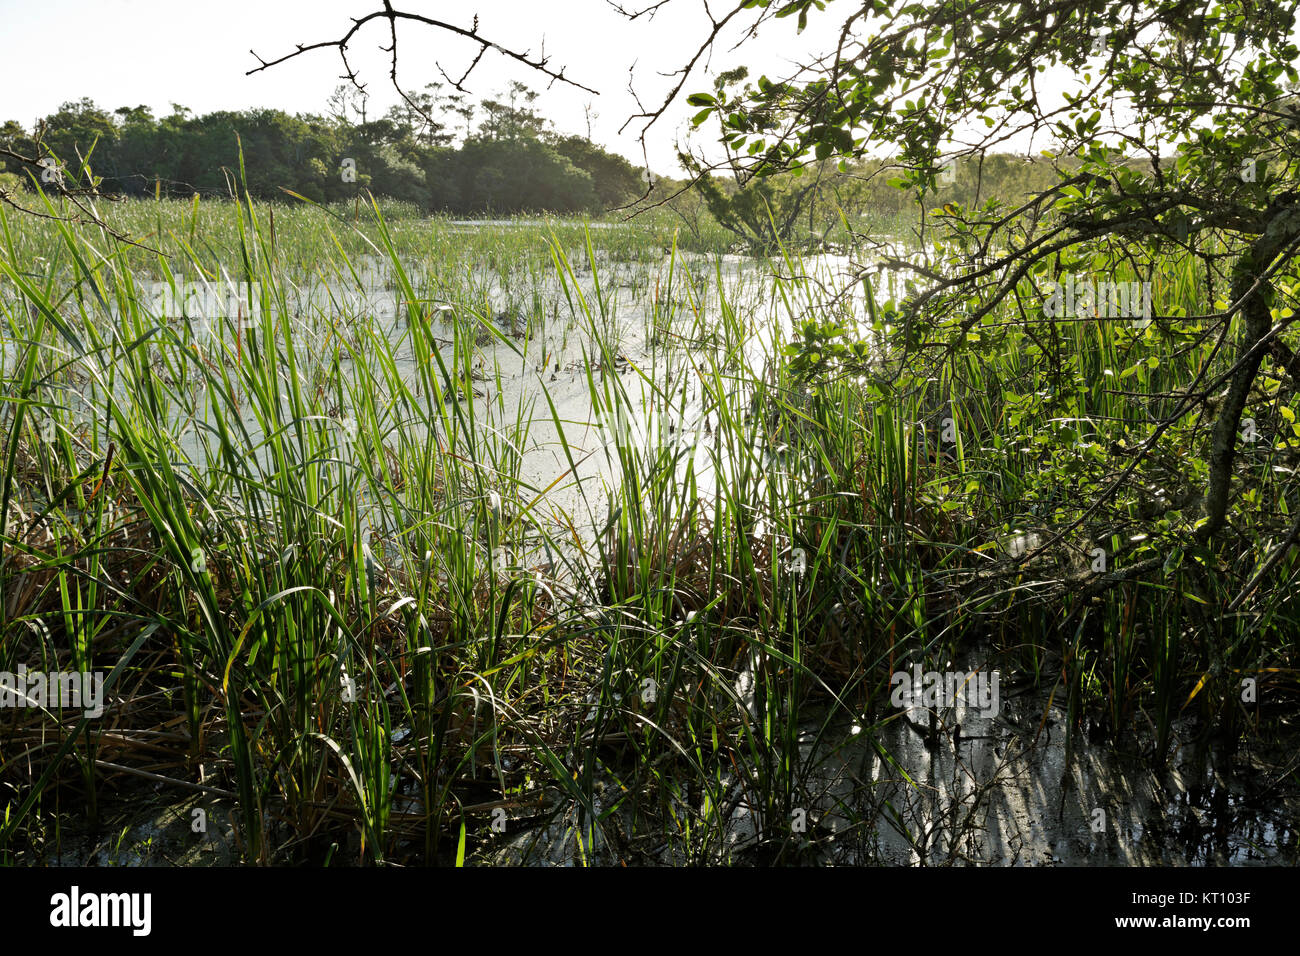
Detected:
[{"left": 247, "top": 1, "right": 599, "bottom": 107}]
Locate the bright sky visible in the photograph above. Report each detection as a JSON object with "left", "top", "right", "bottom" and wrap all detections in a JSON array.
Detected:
[{"left": 0, "top": 0, "right": 847, "bottom": 174}]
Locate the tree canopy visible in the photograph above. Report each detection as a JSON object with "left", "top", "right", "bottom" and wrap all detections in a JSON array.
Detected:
[
  {"left": 686, "top": 1, "right": 1300, "bottom": 562},
  {"left": 0, "top": 83, "right": 644, "bottom": 217}
]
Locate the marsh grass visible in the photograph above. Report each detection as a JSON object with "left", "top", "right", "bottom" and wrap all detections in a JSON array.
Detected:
[{"left": 1, "top": 184, "right": 1297, "bottom": 866}]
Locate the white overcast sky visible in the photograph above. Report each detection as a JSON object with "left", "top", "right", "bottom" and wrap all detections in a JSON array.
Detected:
[{"left": 0, "top": 0, "right": 850, "bottom": 174}]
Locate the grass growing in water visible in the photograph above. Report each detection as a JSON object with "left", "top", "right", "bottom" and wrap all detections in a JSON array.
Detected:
[{"left": 1, "top": 190, "right": 1297, "bottom": 865}]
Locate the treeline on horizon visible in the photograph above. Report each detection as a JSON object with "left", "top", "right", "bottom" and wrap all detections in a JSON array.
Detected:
[
  {"left": 0, "top": 82, "right": 650, "bottom": 216},
  {"left": 1, "top": 81, "right": 1075, "bottom": 242}
]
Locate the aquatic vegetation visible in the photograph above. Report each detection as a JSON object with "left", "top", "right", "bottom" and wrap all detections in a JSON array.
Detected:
[{"left": 0, "top": 190, "right": 1296, "bottom": 866}]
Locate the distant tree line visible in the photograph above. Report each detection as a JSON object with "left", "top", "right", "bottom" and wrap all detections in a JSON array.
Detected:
[{"left": 0, "top": 82, "right": 645, "bottom": 215}]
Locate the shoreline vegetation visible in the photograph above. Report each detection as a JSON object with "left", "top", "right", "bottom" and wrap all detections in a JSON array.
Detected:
[
  {"left": 1, "top": 166, "right": 1298, "bottom": 863},
  {"left": 1, "top": 91, "right": 1069, "bottom": 255}
]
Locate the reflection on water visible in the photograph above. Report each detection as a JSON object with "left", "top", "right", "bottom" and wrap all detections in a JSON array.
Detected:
[{"left": 483, "top": 646, "right": 1298, "bottom": 865}]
